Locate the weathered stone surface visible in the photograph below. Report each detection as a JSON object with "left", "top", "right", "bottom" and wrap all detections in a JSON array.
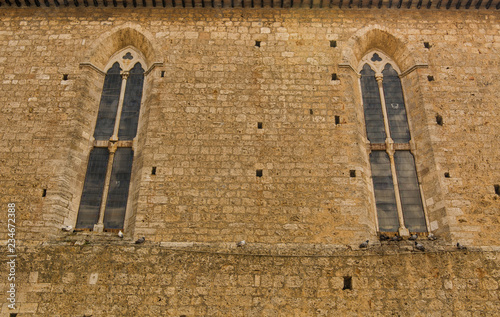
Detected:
[
  {"left": 0, "top": 5, "right": 499, "bottom": 316},
  {"left": 2, "top": 244, "right": 500, "bottom": 316}
]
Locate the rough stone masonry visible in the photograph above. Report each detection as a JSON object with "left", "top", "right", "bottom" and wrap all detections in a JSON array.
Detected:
[{"left": 0, "top": 3, "right": 499, "bottom": 316}]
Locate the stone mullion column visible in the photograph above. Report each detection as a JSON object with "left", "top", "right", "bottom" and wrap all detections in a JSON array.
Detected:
[
  {"left": 93, "top": 71, "right": 128, "bottom": 232},
  {"left": 375, "top": 74, "right": 392, "bottom": 143},
  {"left": 93, "top": 142, "right": 118, "bottom": 232},
  {"left": 110, "top": 71, "right": 129, "bottom": 142},
  {"left": 376, "top": 74, "right": 409, "bottom": 236},
  {"left": 386, "top": 145, "right": 409, "bottom": 236}
]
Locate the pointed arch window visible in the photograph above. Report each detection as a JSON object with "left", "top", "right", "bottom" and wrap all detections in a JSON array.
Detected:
[
  {"left": 359, "top": 52, "right": 427, "bottom": 234},
  {"left": 76, "top": 49, "right": 145, "bottom": 232}
]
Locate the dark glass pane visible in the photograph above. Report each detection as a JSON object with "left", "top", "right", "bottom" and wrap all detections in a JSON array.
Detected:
[
  {"left": 76, "top": 148, "right": 109, "bottom": 229},
  {"left": 382, "top": 64, "right": 411, "bottom": 143},
  {"left": 370, "top": 151, "right": 399, "bottom": 232},
  {"left": 361, "top": 64, "right": 386, "bottom": 143},
  {"left": 103, "top": 148, "right": 134, "bottom": 229},
  {"left": 94, "top": 63, "right": 122, "bottom": 140},
  {"left": 118, "top": 63, "right": 144, "bottom": 140},
  {"left": 395, "top": 151, "right": 426, "bottom": 232}
]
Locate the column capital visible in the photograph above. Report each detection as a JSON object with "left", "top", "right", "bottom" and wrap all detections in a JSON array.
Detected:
[
  {"left": 121, "top": 71, "right": 130, "bottom": 80},
  {"left": 385, "top": 138, "right": 395, "bottom": 156},
  {"left": 108, "top": 141, "right": 118, "bottom": 153}
]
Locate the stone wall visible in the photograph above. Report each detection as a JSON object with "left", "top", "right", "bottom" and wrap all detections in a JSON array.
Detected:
[
  {"left": 1, "top": 7, "right": 499, "bottom": 246},
  {"left": 2, "top": 242, "right": 500, "bottom": 316},
  {"left": 0, "top": 6, "right": 499, "bottom": 315}
]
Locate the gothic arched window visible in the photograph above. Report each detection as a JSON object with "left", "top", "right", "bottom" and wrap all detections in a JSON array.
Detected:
[
  {"left": 359, "top": 52, "right": 427, "bottom": 234},
  {"left": 76, "top": 48, "right": 145, "bottom": 232}
]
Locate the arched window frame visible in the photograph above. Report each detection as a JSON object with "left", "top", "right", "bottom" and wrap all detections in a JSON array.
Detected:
[
  {"left": 357, "top": 50, "right": 430, "bottom": 236},
  {"left": 76, "top": 46, "right": 148, "bottom": 233}
]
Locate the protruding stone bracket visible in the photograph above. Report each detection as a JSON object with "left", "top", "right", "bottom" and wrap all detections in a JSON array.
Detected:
[
  {"left": 79, "top": 62, "right": 106, "bottom": 77},
  {"left": 338, "top": 63, "right": 360, "bottom": 78},
  {"left": 400, "top": 64, "right": 429, "bottom": 78},
  {"left": 144, "top": 62, "right": 164, "bottom": 77}
]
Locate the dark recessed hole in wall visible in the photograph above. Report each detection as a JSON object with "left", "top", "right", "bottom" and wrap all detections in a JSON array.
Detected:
[
  {"left": 343, "top": 276, "right": 352, "bottom": 290},
  {"left": 160, "top": 71, "right": 165, "bottom": 78},
  {"left": 427, "top": 75, "right": 435, "bottom": 81},
  {"left": 62, "top": 74, "right": 68, "bottom": 80},
  {"left": 330, "top": 40, "right": 337, "bottom": 47},
  {"left": 42, "top": 189, "right": 47, "bottom": 197},
  {"left": 494, "top": 184, "right": 500, "bottom": 196},
  {"left": 424, "top": 42, "right": 431, "bottom": 49},
  {"left": 152, "top": 167, "right": 157, "bottom": 175},
  {"left": 332, "top": 73, "right": 338, "bottom": 81},
  {"left": 257, "top": 122, "right": 263, "bottom": 129},
  {"left": 350, "top": 170, "right": 356, "bottom": 177},
  {"left": 10, "top": 314, "right": 18, "bottom": 317},
  {"left": 335, "top": 115, "right": 340, "bottom": 125},
  {"left": 255, "top": 41, "right": 261, "bottom": 47},
  {"left": 436, "top": 114, "right": 443, "bottom": 126},
  {"left": 256, "top": 169, "right": 263, "bottom": 177},
  {"left": 444, "top": 172, "right": 450, "bottom": 178},
  {"left": 309, "top": 109, "right": 313, "bottom": 115},
  {"left": 180, "top": 315, "right": 187, "bottom": 317}
]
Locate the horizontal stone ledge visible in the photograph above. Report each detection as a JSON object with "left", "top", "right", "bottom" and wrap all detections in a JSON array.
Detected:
[{"left": 8, "top": 239, "right": 499, "bottom": 258}]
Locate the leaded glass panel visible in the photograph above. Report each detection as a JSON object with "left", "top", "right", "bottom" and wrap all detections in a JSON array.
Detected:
[
  {"left": 360, "top": 64, "right": 386, "bottom": 143},
  {"left": 370, "top": 151, "right": 399, "bottom": 232},
  {"left": 76, "top": 148, "right": 109, "bottom": 229},
  {"left": 382, "top": 64, "right": 411, "bottom": 143},
  {"left": 394, "top": 151, "right": 426, "bottom": 232},
  {"left": 94, "top": 62, "right": 122, "bottom": 140},
  {"left": 118, "top": 62, "right": 144, "bottom": 140},
  {"left": 103, "top": 148, "right": 134, "bottom": 229}
]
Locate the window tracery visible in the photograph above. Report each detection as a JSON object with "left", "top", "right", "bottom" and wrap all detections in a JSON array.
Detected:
[
  {"left": 359, "top": 51, "right": 427, "bottom": 234},
  {"left": 76, "top": 47, "right": 145, "bottom": 232}
]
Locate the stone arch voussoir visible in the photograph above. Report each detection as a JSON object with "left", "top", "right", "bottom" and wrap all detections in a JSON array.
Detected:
[
  {"left": 86, "top": 23, "right": 160, "bottom": 71},
  {"left": 342, "top": 25, "right": 416, "bottom": 71}
]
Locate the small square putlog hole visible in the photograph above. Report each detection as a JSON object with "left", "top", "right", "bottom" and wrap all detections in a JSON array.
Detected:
[
  {"left": 428, "top": 75, "right": 435, "bottom": 81},
  {"left": 62, "top": 74, "right": 68, "bottom": 80},
  {"left": 255, "top": 41, "right": 261, "bottom": 47},
  {"left": 436, "top": 114, "right": 443, "bottom": 126},
  {"left": 330, "top": 40, "right": 337, "bottom": 47},
  {"left": 444, "top": 172, "right": 450, "bottom": 178},
  {"left": 343, "top": 276, "right": 352, "bottom": 290},
  {"left": 335, "top": 115, "right": 340, "bottom": 125},
  {"left": 152, "top": 167, "right": 157, "bottom": 175},
  {"left": 424, "top": 42, "right": 431, "bottom": 49},
  {"left": 257, "top": 122, "right": 263, "bottom": 129},
  {"left": 309, "top": 109, "right": 313, "bottom": 115},
  {"left": 349, "top": 170, "right": 356, "bottom": 178},
  {"left": 495, "top": 184, "right": 500, "bottom": 196},
  {"left": 256, "top": 170, "right": 263, "bottom": 177},
  {"left": 331, "top": 73, "right": 338, "bottom": 81},
  {"left": 160, "top": 71, "right": 165, "bottom": 78},
  {"left": 42, "top": 189, "right": 47, "bottom": 197}
]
